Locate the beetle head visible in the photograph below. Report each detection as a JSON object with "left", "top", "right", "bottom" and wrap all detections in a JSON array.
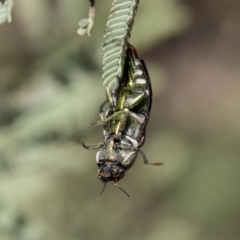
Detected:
[{"left": 97, "top": 162, "right": 125, "bottom": 183}]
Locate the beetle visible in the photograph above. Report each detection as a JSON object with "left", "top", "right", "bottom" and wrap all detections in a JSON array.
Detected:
[{"left": 73, "top": 45, "right": 162, "bottom": 196}]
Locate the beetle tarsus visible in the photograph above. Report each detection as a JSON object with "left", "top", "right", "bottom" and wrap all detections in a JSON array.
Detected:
[{"left": 139, "top": 150, "right": 163, "bottom": 166}]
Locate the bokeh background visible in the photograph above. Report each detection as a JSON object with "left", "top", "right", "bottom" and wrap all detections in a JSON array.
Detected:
[{"left": 0, "top": 0, "right": 240, "bottom": 239}]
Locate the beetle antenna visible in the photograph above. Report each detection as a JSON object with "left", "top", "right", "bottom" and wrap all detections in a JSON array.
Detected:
[
  {"left": 100, "top": 182, "right": 107, "bottom": 195},
  {"left": 114, "top": 183, "right": 130, "bottom": 197}
]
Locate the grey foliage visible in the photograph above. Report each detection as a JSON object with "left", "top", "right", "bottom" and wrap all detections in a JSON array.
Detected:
[{"left": 0, "top": 0, "right": 13, "bottom": 24}]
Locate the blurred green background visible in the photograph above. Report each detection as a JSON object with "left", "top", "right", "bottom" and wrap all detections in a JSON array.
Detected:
[{"left": 0, "top": 0, "right": 240, "bottom": 240}]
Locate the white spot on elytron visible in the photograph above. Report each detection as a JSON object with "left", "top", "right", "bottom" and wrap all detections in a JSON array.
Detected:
[
  {"left": 136, "top": 69, "right": 143, "bottom": 75},
  {"left": 135, "top": 60, "right": 140, "bottom": 66},
  {"left": 136, "top": 78, "right": 146, "bottom": 84}
]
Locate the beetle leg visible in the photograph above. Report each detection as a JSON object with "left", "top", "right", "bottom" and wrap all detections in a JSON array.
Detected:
[
  {"left": 90, "top": 108, "right": 129, "bottom": 127},
  {"left": 71, "top": 134, "right": 103, "bottom": 150},
  {"left": 106, "top": 84, "right": 114, "bottom": 106},
  {"left": 128, "top": 92, "right": 146, "bottom": 109},
  {"left": 105, "top": 76, "right": 121, "bottom": 106},
  {"left": 99, "top": 99, "right": 108, "bottom": 121},
  {"left": 122, "top": 90, "right": 147, "bottom": 110},
  {"left": 117, "top": 142, "right": 162, "bottom": 166},
  {"left": 138, "top": 150, "right": 163, "bottom": 166}
]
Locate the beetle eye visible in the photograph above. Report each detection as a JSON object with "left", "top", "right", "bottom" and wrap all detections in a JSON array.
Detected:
[{"left": 118, "top": 171, "right": 125, "bottom": 179}]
